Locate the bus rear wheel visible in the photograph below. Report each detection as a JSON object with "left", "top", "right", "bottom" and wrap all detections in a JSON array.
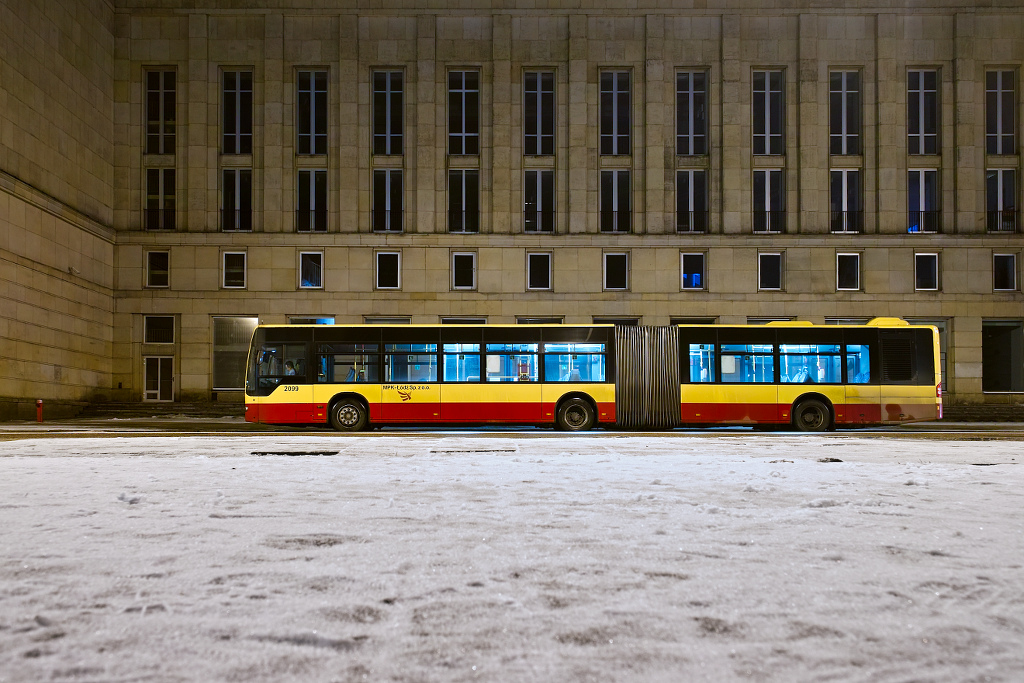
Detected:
[
  {"left": 330, "top": 399, "right": 367, "bottom": 432},
  {"left": 557, "top": 398, "right": 595, "bottom": 432},
  {"left": 792, "top": 399, "right": 831, "bottom": 433}
]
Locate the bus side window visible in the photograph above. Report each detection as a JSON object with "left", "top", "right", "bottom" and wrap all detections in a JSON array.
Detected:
[
  {"left": 845, "top": 344, "right": 870, "bottom": 383},
  {"left": 444, "top": 344, "right": 482, "bottom": 382},
  {"left": 485, "top": 344, "right": 538, "bottom": 382},
  {"left": 689, "top": 343, "right": 715, "bottom": 382},
  {"left": 720, "top": 344, "right": 774, "bottom": 383},
  {"left": 542, "top": 353, "right": 605, "bottom": 382},
  {"left": 317, "top": 344, "right": 380, "bottom": 383},
  {"left": 542, "top": 342, "right": 606, "bottom": 382},
  {"left": 779, "top": 344, "right": 841, "bottom": 383},
  {"left": 384, "top": 344, "right": 438, "bottom": 382}
]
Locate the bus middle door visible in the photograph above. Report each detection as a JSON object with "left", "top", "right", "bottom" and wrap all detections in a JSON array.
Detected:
[{"left": 381, "top": 345, "right": 440, "bottom": 423}]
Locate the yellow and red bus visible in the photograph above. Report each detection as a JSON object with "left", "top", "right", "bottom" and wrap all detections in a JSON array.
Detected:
[
  {"left": 245, "top": 324, "right": 615, "bottom": 431},
  {"left": 677, "top": 319, "right": 941, "bottom": 430},
  {"left": 244, "top": 319, "right": 941, "bottom": 432}
]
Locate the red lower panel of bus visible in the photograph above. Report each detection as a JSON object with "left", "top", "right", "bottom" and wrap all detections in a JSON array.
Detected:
[
  {"left": 680, "top": 403, "right": 781, "bottom": 424},
  {"left": 845, "top": 403, "right": 883, "bottom": 424},
  {"left": 438, "top": 401, "right": 616, "bottom": 423},
  {"left": 248, "top": 401, "right": 616, "bottom": 425},
  {"left": 680, "top": 402, "right": 934, "bottom": 425}
]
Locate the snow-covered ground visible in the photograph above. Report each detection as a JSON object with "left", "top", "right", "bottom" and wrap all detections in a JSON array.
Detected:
[{"left": 1, "top": 434, "right": 1022, "bottom": 682}]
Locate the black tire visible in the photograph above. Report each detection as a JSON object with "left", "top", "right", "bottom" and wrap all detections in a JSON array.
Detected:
[
  {"left": 329, "top": 399, "right": 367, "bottom": 432},
  {"left": 556, "top": 398, "right": 596, "bottom": 432},
  {"left": 792, "top": 399, "right": 831, "bottom": 433}
]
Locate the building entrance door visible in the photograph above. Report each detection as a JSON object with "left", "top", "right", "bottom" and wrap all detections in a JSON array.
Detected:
[{"left": 144, "top": 357, "right": 174, "bottom": 401}]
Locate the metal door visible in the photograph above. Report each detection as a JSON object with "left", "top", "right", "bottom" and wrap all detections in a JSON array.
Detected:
[{"left": 144, "top": 357, "right": 174, "bottom": 401}]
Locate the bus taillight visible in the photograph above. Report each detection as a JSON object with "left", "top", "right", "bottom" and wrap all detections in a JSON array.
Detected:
[{"left": 936, "top": 381, "right": 942, "bottom": 397}]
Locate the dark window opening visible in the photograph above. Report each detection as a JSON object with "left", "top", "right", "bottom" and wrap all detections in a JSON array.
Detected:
[
  {"left": 146, "top": 70, "right": 176, "bottom": 155},
  {"left": 452, "top": 253, "right": 476, "bottom": 289},
  {"left": 524, "top": 71, "right": 555, "bottom": 156},
  {"left": 752, "top": 70, "right": 784, "bottom": 155},
  {"left": 373, "top": 169, "right": 403, "bottom": 232},
  {"left": 525, "top": 170, "right": 555, "bottom": 232},
  {"left": 604, "top": 253, "right": 628, "bottom": 290},
  {"left": 681, "top": 253, "right": 705, "bottom": 290},
  {"left": 145, "top": 316, "right": 174, "bottom": 344},
  {"left": 373, "top": 70, "right": 403, "bottom": 155},
  {"left": 449, "top": 170, "right": 480, "bottom": 233},
  {"left": 449, "top": 71, "right": 480, "bottom": 155},
  {"left": 527, "top": 253, "right": 551, "bottom": 290},
  {"left": 222, "top": 71, "right": 253, "bottom": 154},
  {"left": 600, "top": 71, "right": 630, "bottom": 155},
  {"left": 297, "top": 70, "right": 328, "bottom": 155},
  {"left": 377, "top": 252, "right": 400, "bottom": 289},
  {"left": 758, "top": 253, "right": 783, "bottom": 290},
  {"left": 676, "top": 70, "right": 707, "bottom": 155},
  {"left": 147, "top": 251, "right": 169, "bottom": 288},
  {"left": 837, "top": 253, "right": 860, "bottom": 291},
  {"left": 600, "top": 170, "right": 630, "bottom": 233},
  {"left": 222, "top": 169, "right": 252, "bottom": 231},
  {"left": 982, "top": 322, "right": 1024, "bottom": 392}
]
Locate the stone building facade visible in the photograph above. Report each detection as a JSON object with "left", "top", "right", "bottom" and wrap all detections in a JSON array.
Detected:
[{"left": 2, "top": 0, "right": 1023, "bottom": 416}]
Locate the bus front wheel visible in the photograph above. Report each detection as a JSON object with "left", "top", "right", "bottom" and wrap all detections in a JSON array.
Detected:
[
  {"left": 330, "top": 399, "right": 368, "bottom": 432},
  {"left": 792, "top": 399, "right": 831, "bottom": 433},
  {"left": 557, "top": 398, "right": 595, "bottom": 432}
]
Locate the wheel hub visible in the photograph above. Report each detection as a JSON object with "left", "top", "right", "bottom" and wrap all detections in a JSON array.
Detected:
[{"left": 338, "top": 406, "right": 358, "bottom": 426}]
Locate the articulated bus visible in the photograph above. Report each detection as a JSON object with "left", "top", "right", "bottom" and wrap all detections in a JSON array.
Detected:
[{"left": 244, "top": 318, "right": 941, "bottom": 432}]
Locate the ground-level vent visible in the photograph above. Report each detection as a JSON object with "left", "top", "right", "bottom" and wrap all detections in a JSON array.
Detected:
[{"left": 615, "top": 325, "right": 681, "bottom": 429}]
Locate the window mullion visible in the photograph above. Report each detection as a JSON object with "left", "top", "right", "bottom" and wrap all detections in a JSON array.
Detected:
[
  {"left": 921, "top": 80, "right": 926, "bottom": 149},
  {"left": 608, "top": 78, "right": 613, "bottom": 152},
  {"left": 233, "top": 170, "right": 242, "bottom": 230},
  {"left": 310, "top": 84, "right": 317, "bottom": 152},
  {"left": 613, "top": 172, "right": 620, "bottom": 231},
  {"left": 390, "top": 170, "right": 397, "bottom": 220},
  {"left": 385, "top": 86, "right": 393, "bottom": 155},
  {"left": 460, "top": 76, "right": 467, "bottom": 152},
  {"left": 994, "top": 73, "right": 1001, "bottom": 152},
  {"left": 689, "top": 81, "right": 695, "bottom": 155},
  {"left": 159, "top": 84, "right": 167, "bottom": 153},
  {"left": 535, "top": 80, "right": 542, "bottom": 154},
  {"left": 841, "top": 74, "right": 849, "bottom": 154},
  {"left": 234, "top": 84, "right": 241, "bottom": 152},
  {"left": 310, "top": 171, "right": 317, "bottom": 213},
  {"left": 535, "top": 171, "right": 542, "bottom": 227},
  {"left": 842, "top": 171, "right": 850, "bottom": 213}
]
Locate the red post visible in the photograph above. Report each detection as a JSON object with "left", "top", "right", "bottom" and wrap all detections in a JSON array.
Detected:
[{"left": 36, "top": 399, "right": 43, "bottom": 423}]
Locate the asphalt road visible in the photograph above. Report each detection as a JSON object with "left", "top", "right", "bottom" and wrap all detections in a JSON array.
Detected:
[{"left": 2, "top": 417, "right": 1024, "bottom": 441}]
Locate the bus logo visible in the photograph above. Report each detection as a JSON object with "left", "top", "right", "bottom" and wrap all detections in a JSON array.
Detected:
[{"left": 398, "top": 389, "right": 412, "bottom": 402}]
